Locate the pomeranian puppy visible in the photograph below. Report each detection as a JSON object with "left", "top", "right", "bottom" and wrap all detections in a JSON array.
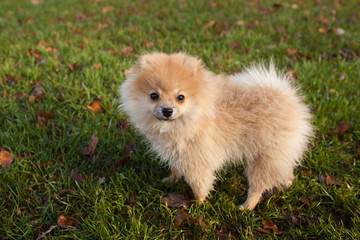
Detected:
[{"left": 120, "top": 52, "right": 313, "bottom": 210}]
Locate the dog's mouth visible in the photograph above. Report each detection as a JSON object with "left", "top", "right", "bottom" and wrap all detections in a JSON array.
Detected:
[{"left": 155, "top": 116, "right": 175, "bottom": 122}]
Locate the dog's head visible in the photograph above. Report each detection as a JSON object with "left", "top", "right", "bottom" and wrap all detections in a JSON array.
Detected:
[{"left": 120, "top": 52, "right": 213, "bottom": 132}]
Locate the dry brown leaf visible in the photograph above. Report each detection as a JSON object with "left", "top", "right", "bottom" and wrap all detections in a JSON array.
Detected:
[
  {"left": 285, "top": 70, "right": 298, "bottom": 82},
  {"left": 31, "top": 0, "right": 43, "bottom": 5},
  {"left": 325, "top": 172, "right": 341, "bottom": 185},
  {"left": 161, "top": 193, "right": 192, "bottom": 208},
  {"left": 37, "top": 110, "right": 54, "bottom": 120},
  {"left": 15, "top": 92, "right": 27, "bottom": 101},
  {"left": 82, "top": 134, "right": 99, "bottom": 156},
  {"left": 258, "top": 228, "right": 271, "bottom": 234},
  {"left": 71, "top": 169, "right": 85, "bottom": 183},
  {"left": 338, "top": 72, "right": 346, "bottom": 81},
  {"left": 27, "top": 50, "right": 43, "bottom": 61},
  {"left": 262, "top": 219, "right": 282, "bottom": 235},
  {"left": 5, "top": 75, "right": 18, "bottom": 84},
  {"left": 300, "top": 196, "right": 311, "bottom": 206},
  {"left": 87, "top": 100, "right": 102, "bottom": 114},
  {"left": 32, "top": 87, "right": 44, "bottom": 97},
  {"left": 301, "top": 169, "right": 311, "bottom": 176},
  {"left": 196, "top": 215, "right": 207, "bottom": 232},
  {"left": 204, "top": 20, "right": 216, "bottom": 29},
  {"left": 124, "top": 142, "right": 137, "bottom": 155},
  {"left": 286, "top": 48, "right": 297, "bottom": 56},
  {"left": 336, "top": 120, "right": 350, "bottom": 136},
  {"left": 236, "top": 20, "right": 245, "bottom": 26},
  {"left": 102, "top": 6, "right": 115, "bottom": 14},
  {"left": 318, "top": 28, "right": 327, "bottom": 34},
  {"left": 3, "top": 90, "right": 8, "bottom": 100},
  {"left": 118, "top": 118, "right": 130, "bottom": 132},
  {"left": 0, "top": 149, "right": 14, "bottom": 168},
  {"left": 121, "top": 46, "right": 133, "bottom": 56},
  {"left": 57, "top": 214, "right": 79, "bottom": 228},
  {"left": 174, "top": 210, "right": 194, "bottom": 227},
  {"left": 29, "top": 95, "right": 36, "bottom": 104},
  {"left": 59, "top": 189, "right": 81, "bottom": 195}
]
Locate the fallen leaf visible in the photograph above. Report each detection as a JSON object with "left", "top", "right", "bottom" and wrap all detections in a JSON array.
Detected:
[
  {"left": 174, "top": 210, "right": 194, "bottom": 227},
  {"left": 336, "top": 120, "right": 350, "bottom": 136},
  {"left": 286, "top": 48, "right": 297, "bottom": 57},
  {"left": 338, "top": 73, "right": 346, "bottom": 81},
  {"left": 258, "top": 228, "right": 271, "bottom": 234},
  {"left": 5, "top": 75, "right": 18, "bottom": 84},
  {"left": 196, "top": 215, "right": 207, "bottom": 232},
  {"left": 3, "top": 90, "right": 8, "bottom": 100},
  {"left": 57, "top": 214, "right": 79, "bottom": 228},
  {"left": 87, "top": 100, "right": 102, "bottom": 114},
  {"left": 124, "top": 142, "right": 137, "bottom": 155},
  {"left": 300, "top": 196, "right": 311, "bottom": 206},
  {"left": 318, "top": 28, "right": 327, "bottom": 34},
  {"left": 32, "top": 87, "right": 45, "bottom": 98},
  {"left": 102, "top": 6, "right": 115, "bottom": 14},
  {"left": 161, "top": 193, "right": 192, "bottom": 208},
  {"left": 262, "top": 219, "right": 282, "bottom": 235},
  {"left": 141, "top": 39, "right": 154, "bottom": 48},
  {"left": 325, "top": 172, "right": 341, "bottom": 185},
  {"left": 36, "top": 225, "right": 56, "bottom": 240},
  {"left": 27, "top": 50, "right": 43, "bottom": 61},
  {"left": 236, "top": 20, "right": 246, "bottom": 26},
  {"left": 29, "top": 95, "right": 36, "bottom": 104},
  {"left": 204, "top": 20, "right": 216, "bottom": 29},
  {"left": 0, "top": 149, "right": 14, "bottom": 168},
  {"left": 291, "top": 215, "right": 300, "bottom": 226},
  {"left": 71, "top": 169, "right": 85, "bottom": 183},
  {"left": 31, "top": 0, "right": 43, "bottom": 5},
  {"left": 82, "top": 134, "right": 99, "bottom": 156},
  {"left": 334, "top": 27, "right": 345, "bottom": 35},
  {"left": 37, "top": 110, "right": 54, "bottom": 120},
  {"left": 15, "top": 92, "right": 27, "bottom": 101},
  {"left": 301, "top": 169, "right": 311, "bottom": 176},
  {"left": 59, "top": 189, "right": 80, "bottom": 195},
  {"left": 116, "top": 155, "right": 130, "bottom": 167},
  {"left": 118, "top": 118, "right": 130, "bottom": 132},
  {"left": 68, "top": 62, "right": 86, "bottom": 71},
  {"left": 216, "top": 225, "right": 233, "bottom": 239},
  {"left": 121, "top": 46, "right": 133, "bottom": 56},
  {"left": 229, "top": 41, "right": 241, "bottom": 50},
  {"left": 285, "top": 70, "right": 298, "bottom": 82}
]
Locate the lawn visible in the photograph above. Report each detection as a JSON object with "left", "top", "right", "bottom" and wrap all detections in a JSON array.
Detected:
[{"left": 0, "top": 0, "right": 359, "bottom": 239}]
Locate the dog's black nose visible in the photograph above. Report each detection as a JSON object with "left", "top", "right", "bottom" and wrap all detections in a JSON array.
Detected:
[{"left": 162, "top": 107, "right": 173, "bottom": 117}]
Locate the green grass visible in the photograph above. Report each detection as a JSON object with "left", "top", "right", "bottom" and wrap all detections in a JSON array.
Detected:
[{"left": 1, "top": 0, "right": 359, "bottom": 239}]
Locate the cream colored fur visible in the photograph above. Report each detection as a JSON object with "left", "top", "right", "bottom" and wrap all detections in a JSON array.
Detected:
[{"left": 120, "top": 52, "right": 313, "bottom": 210}]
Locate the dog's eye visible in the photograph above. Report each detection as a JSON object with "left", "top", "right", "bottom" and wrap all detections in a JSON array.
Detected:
[
  {"left": 177, "top": 94, "right": 185, "bottom": 102},
  {"left": 150, "top": 92, "right": 159, "bottom": 101}
]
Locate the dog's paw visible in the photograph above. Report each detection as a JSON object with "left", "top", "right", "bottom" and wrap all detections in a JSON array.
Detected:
[{"left": 161, "top": 176, "right": 174, "bottom": 183}]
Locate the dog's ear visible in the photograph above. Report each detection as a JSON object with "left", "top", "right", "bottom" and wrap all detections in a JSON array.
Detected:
[
  {"left": 184, "top": 56, "right": 203, "bottom": 75},
  {"left": 136, "top": 54, "right": 152, "bottom": 69}
]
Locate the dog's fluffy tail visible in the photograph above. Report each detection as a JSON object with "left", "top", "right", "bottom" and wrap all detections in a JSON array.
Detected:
[{"left": 231, "top": 62, "right": 294, "bottom": 91}]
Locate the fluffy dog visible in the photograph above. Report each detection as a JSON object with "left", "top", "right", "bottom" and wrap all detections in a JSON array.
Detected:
[{"left": 120, "top": 52, "right": 313, "bottom": 210}]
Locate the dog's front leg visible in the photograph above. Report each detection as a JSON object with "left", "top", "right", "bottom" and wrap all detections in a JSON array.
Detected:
[
  {"left": 183, "top": 168, "right": 216, "bottom": 203},
  {"left": 162, "top": 167, "right": 182, "bottom": 183}
]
